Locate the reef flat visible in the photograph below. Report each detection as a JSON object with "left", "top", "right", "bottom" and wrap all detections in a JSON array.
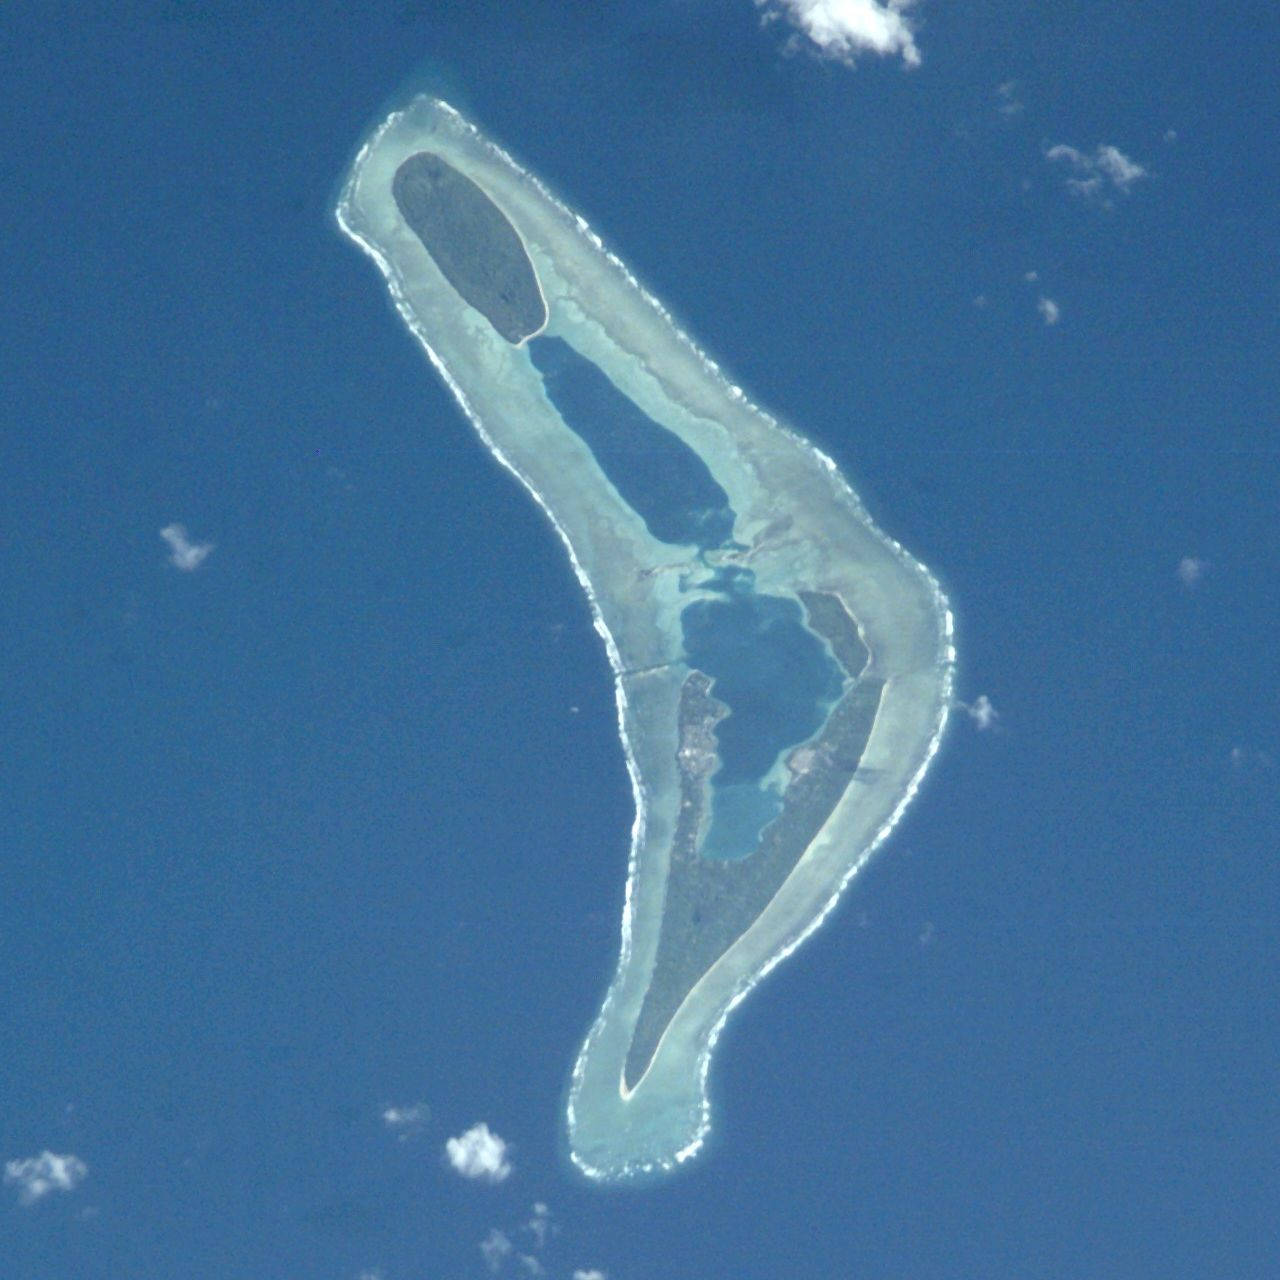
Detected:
[{"left": 336, "top": 97, "right": 955, "bottom": 1180}]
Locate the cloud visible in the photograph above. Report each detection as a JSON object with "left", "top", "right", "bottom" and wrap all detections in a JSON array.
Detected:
[
  {"left": 995, "top": 80, "right": 1023, "bottom": 116},
  {"left": 1094, "top": 144, "right": 1147, "bottom": 189},
  {"left": 476, "top": 1200, "right": 558, "bottom": 1278},
  {"left": 476, "top": 1227, "right": 545, "bottom": 1276},
  {"left": 381, "top": 1102, "right": 430, "bottom": 1140},
  {"left": 1045, "top": 143, "right": 1148, "bottom": 201},
  {"left": 1177, "top": 556, "right": 1207, "bottom": 587},
  {"left": 480, "top": 1229, "right": 513, "bottom": 1274},
  {"left": 4, "top": 1151, "right": 88, "bottom": 1206},
  {"left": 1230, "top": 745, "right": 1274, "bottom": 771},
  {"left": 524, "top": 1201, "right": 555, "bottom": 1250},
  {"left": 445, "top": 1123, "right": 512, "bottom": 1183},
  {"left": 1036, "top": 296, "right": 1061, "bottom": 326},
  {"left": 959, "top": 694, "right": 999, "bottom": 730},
  {"left": 757, "top": 0, "right": 923, "bottom": 68},
  {"left": 573, "top": 1272, "right": 608, "bottom": 1280},
  {"left": 160, "top": 522, "right": 214, "bottom": 571}
]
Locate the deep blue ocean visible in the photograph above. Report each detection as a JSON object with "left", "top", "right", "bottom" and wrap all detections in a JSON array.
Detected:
[{"left": 3, "top": 3, "right": 1277, "bottom": 1278}]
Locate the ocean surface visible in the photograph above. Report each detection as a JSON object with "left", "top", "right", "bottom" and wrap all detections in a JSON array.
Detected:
[{"left": 2, "top": 3, "right": 1277, "bottom": 1279}]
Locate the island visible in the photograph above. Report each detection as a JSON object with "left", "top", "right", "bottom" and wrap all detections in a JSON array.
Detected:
[{"left": 336, "top": 97, "right": 955, "bottom": 1180}]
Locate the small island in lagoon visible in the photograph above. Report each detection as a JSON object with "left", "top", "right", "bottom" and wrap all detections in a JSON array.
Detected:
[{"left": 336, "top": 97, "right": 954, "bottom": 1180}]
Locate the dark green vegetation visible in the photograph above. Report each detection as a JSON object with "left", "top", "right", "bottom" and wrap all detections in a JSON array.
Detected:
[
  {"left": 623, "top": 591, "right": 883, "bottom": 1090},
  {"left": 392, "top": 152, "right": 546, "bottom": 344}
]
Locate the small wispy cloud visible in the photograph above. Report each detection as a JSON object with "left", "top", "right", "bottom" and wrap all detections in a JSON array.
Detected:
[
  {"left": 477, "top": 1227, "right": 546, "bottom": 1277},
  {"left": 476, "top": 1200, "right": 561, "bottom": 1278},
  {"left": 524, "top": 1202, "right": 555, "bottom": 1250},
  {"left": 480, "top": 1229, "right": 513, "bottom": 1274},
  {"left": 573, "top": 1271, "right": 608, "bottom": 1280},
  {"left": 995, "top": 80, "right": 1022, "bottom": 116},
  {"left": 757, "top": 0, "right": 923, "bottom": 68},
  {"left": 1045, "top": 142, "right": 1148, "bottom": 201},
  {"left": 445, "top": 1123, "right": 512, "bottom": 1183},
  {"left": 958, "top": 694, "right": 999, "bottom": 730},
  {"left": 381, "top": 1102, "right": 430, "bottom": 1140},
  {"left": 4, "top": 1151, "right": 88, "bottom": 1206},
  {"left": 1230, "top": 745, "right": 1274, "bottom": 772},
  {"left": 1094, "top": 144, "right": 1147, "bottom": 189},
  {"left": 1177, "top": 556, "right": 1207, "bottom": 587},
  {"left": 1036, "top": 296, "right": 1061, "bottom": 326},
  {"left": 160, "top": 522, "right": 214, "bottom": 571}
]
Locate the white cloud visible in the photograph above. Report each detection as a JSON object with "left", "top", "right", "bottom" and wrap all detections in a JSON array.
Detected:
[
  {"left": 573, "top": 1271, "right": 608, "bottom": 1280},
  {"left": 160, "top": 522, "right": 214, "bottom": 571},
  {"left": 1230, "top": 745, "right": 1274, "bottom": 771},
  {"left": 480, "top": 1229, "right": 513, "bottom": 1274},
  {"left": 995, "top": 80, "right": 1022, "bottom": 116},
  {"left": 1177, "top": 556, "right": 1207, "bottom": 587},
  {"left": 960, "top": 694, "right": 999, "bottom": 730},
  {"left": 757, "top": 0, "right": 923, "bottom": 68},
  {"left": 381, "top": 1102, "right": 430, "bottom": 1140},
  {"left": 4, "top": 1151, "right": 88, "bottom": 1206},
  {"left": 477, "top": 1227, "right": 543, "bottom": 1276},
  {"left": 445, "top": 1123, "right": 512, "bottom": 1183},
  {"left": 1036, "top": 296, "right": 1061, "bottom": 326},
  {"left": 1044, "top": 144, "right": 1089, "bottom": 180},
  {"left": 1094, "top": 144, "right": 1146, "bottom": 189},
  {"left": 524, "top": 1201, "right": 555, "bottom": 1250},
  {"left": 1046, "top": 142, "right": 1148, "bottom": 200}
]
